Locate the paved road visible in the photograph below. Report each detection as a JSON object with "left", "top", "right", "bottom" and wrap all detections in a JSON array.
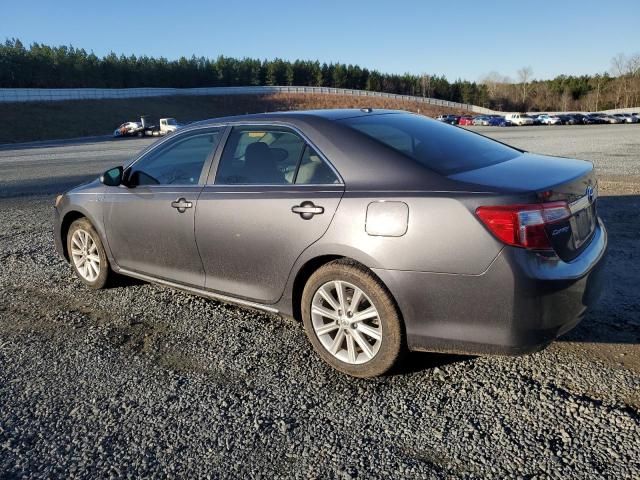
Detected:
[
  {"left": 0, "top": 137, "right": 155, "bottom": 198},
  {"left": 1, "top": 125, "right": 639, "bottom": 478}
]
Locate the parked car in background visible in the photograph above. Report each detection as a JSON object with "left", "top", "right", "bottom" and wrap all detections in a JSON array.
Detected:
[
  {"left": 472, "top": 116, "right": 509, "bottom": 126},
  {"left": 569, "top": 113, "right": 588, "bottom": 124},
  {"left": 472, "top": 116, "right": 490, "bottom": 126},
  {"left": 487, "top": 115, "right": 511, "bottom": 127},
  {"left": 458, "top": 116, "right": 474, "bottom": 126},
  {"left": 435, "top": 115, "right": 460, "bottom": 125},
  {"left": 538, "top": 114, "right": 563, "bottom": 126},
  {"left": 601, "top": 114, "right": 622, "bottom": 124},
  {"left": 531, "top": 114, "right": 545, "bottom": 125},
  {"left": 616, "top": 113, "right": 638, "bottom": 124},
  {"left": 566, "top": 114, "right": 586, "bottom": 125},
  {"left": 557, "top": 114, "right": 576, "bottom": 125},
  {"left": 505, "top": 113, "right": 533, "bottom": 126},
  {"left": 581, "top": 115, "right": 599, "bottom": 125},
  {"left": 53, "top": 109, "right": 607, "bottom": 377},
  {"left": 585, "top": 113, "right": 606, "bottom": 124}
]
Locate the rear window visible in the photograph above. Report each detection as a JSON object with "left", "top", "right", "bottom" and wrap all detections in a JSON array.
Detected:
[{"left": 339, "top": 113, "right": 520, "bottom": 175}]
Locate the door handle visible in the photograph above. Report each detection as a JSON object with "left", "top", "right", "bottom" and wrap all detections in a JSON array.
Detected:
[
  {"left": 292, "top": 201, "right": 324, "bottom": 220},
  {"left": 171, "top": 198, "right": 193, "bottom": 213}
]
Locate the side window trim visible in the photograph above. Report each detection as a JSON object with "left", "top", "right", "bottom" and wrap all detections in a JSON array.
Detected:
[
  {"left": 207, "top": 122, "right": 344, "bottom": 187},
  {"left": 199, "top": 125, "right": 231, "bottom": 185},
  {"left": 123, "top": 126, "right": 224, "bottom": 187},
  {"left": 290, "top": 143, "right": 308, "bottom": 185}
]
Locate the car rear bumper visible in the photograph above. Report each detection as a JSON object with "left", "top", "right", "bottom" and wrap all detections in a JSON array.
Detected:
[{"left": 373, "top": 219, "right": 607, "bottom": 356}]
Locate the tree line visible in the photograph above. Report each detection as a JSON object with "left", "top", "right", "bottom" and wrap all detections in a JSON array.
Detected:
[{"left": 1, "top": 39, "right": 638, "bottom": 111}]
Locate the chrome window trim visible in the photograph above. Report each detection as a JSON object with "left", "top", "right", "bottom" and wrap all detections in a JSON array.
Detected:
[{"left": 199, "top": 189, "right": 343, "bottom": 194}]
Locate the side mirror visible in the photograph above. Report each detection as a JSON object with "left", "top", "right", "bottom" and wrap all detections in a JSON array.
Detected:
[{"left": 100, "top": 166, "right": 123, "bottom": 186}]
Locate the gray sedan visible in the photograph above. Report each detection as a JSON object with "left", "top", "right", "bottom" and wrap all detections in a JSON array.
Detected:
[{"left": 53, "top": 109, "right": 607, "bottom": 377}]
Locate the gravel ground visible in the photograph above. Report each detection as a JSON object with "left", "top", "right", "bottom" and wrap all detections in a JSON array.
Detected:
[{"left": 1, "top": 125, "right": 639, "bottom": 478}]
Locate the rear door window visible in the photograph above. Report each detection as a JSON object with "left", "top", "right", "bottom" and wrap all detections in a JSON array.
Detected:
[{"left": 215, "top": 126, "right": 339, "bottom": 185}]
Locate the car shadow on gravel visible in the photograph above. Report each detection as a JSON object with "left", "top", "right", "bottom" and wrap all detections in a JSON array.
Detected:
[
  {"left": 558, "top": 195, "right": 640, "bottom": 345},
  {"left": 107, "top": 273, "right": 145, "bottom": 288},
  {"left": 553, "top": 195, "right": 640, "bottom": 374},
  {"left": 394, "top": 352, "right": 474, "bottom": 375}
]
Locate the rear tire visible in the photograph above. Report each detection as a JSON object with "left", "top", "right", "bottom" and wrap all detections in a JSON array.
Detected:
[
  {"left": 301, "top": 260, "right": 404, "bottom": 378},
  {"left": 67, "top": 218, "right": 110, "bottom": 289}
]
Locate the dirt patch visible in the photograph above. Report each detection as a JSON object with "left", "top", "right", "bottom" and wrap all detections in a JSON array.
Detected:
[{"left": 551, "top": 342, "right": 640, "bottom": 408}]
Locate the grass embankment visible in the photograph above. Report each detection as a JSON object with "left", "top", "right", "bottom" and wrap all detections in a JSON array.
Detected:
[{"left": 1, "top": 93, "right": 469, "bottom": 144}]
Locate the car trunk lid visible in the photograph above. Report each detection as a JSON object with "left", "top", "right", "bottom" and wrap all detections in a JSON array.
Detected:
[{"left": 450, "top": 153, "right": 598, "bottom": 261}]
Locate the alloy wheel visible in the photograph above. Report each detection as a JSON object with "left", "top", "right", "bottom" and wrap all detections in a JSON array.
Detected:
[
  {"left": 311, "top": 280, "right": 382, "bottom": 364},
  {"left": 70, "top": 229, "right": 101, "bottom": 282}
]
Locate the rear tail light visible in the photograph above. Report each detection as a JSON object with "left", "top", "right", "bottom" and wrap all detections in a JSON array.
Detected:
[{"left": 476, "top": 202, "right": 571, "bottom": 250}]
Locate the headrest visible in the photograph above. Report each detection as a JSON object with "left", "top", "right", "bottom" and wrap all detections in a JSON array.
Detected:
[{"left": 245, "top": 142, "right": 270, "bottom": 163}]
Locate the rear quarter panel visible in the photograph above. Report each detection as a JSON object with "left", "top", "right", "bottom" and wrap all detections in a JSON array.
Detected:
[{"left": 302, "top": 192, "right": 506, "bottom": 275}]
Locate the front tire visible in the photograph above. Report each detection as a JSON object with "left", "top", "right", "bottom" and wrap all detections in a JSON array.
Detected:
[
  {"left": 301, "top": 260, "right": 404, "bottom": 378},
  {"left": 67, "top": 218, "right": 110, "bottom": 289}
]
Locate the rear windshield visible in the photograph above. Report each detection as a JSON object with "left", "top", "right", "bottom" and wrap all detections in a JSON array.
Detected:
[{"left": 339, "top": 113, "right": 520, "bottom": 175}]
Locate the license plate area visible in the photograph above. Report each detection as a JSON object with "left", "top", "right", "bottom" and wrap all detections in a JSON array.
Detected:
[{"left": 571, "top": 203, "right": 596, "bottom": 249}]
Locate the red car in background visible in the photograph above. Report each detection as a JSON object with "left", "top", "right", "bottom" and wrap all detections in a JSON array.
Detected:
[{"left": 458, "top": 116, "right": 474, "bottom": 126}]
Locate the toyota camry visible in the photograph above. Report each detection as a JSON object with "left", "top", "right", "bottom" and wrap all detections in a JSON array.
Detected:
[{"left": 54, "top": 109, "right": 607, "bottom": 377}]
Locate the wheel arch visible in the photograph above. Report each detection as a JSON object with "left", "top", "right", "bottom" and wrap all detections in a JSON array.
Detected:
[
  {"left": 291, "top": 255, "right": 343, "bottom": 322},
  {"left": 59, "top": 209, "right": 107, "bottom": 262},
  {"left": 60, "top": 211, "right": 87, "bottom": 261},
  {"left": 290, "top": 254, "right": 403, "bottom": 326}
]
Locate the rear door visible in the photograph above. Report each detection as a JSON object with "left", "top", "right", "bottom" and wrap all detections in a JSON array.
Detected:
[
  {"left": 196, "top": 125, "right": 344, "bottom": 303},
  {"left": 104, "top": 128, "right": 223, "bottom": 286}
]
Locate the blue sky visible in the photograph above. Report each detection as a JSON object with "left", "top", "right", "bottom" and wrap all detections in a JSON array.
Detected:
[{"left": 2, "top": 0, "right": 639, "bottom": 81}]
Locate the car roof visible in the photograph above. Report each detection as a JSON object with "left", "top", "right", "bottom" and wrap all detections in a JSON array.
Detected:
[{"left": 189, "top": 108, "right": 405, "bottom": 126}]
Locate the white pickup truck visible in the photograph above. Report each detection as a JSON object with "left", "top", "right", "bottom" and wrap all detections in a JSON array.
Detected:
[{"left": 158, "top": 118, "right": 179, "bottom": 134}]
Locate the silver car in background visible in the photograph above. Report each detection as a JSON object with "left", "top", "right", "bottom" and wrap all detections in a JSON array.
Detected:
[{"left": 54, "top": 109, "right": 607, "bottom": 377}]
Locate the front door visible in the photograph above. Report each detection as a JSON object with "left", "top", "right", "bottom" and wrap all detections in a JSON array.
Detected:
[
  {"left": 196, "top": 125, "right": 344, "bottom": 303},
  {"left": 104, "top": 128, "right": 223, "bottom": 287}
]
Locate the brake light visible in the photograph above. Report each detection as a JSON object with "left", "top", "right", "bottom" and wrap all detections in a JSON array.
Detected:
[{"left": 476, "top": 202, "right": 571, "bottom": 249}]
